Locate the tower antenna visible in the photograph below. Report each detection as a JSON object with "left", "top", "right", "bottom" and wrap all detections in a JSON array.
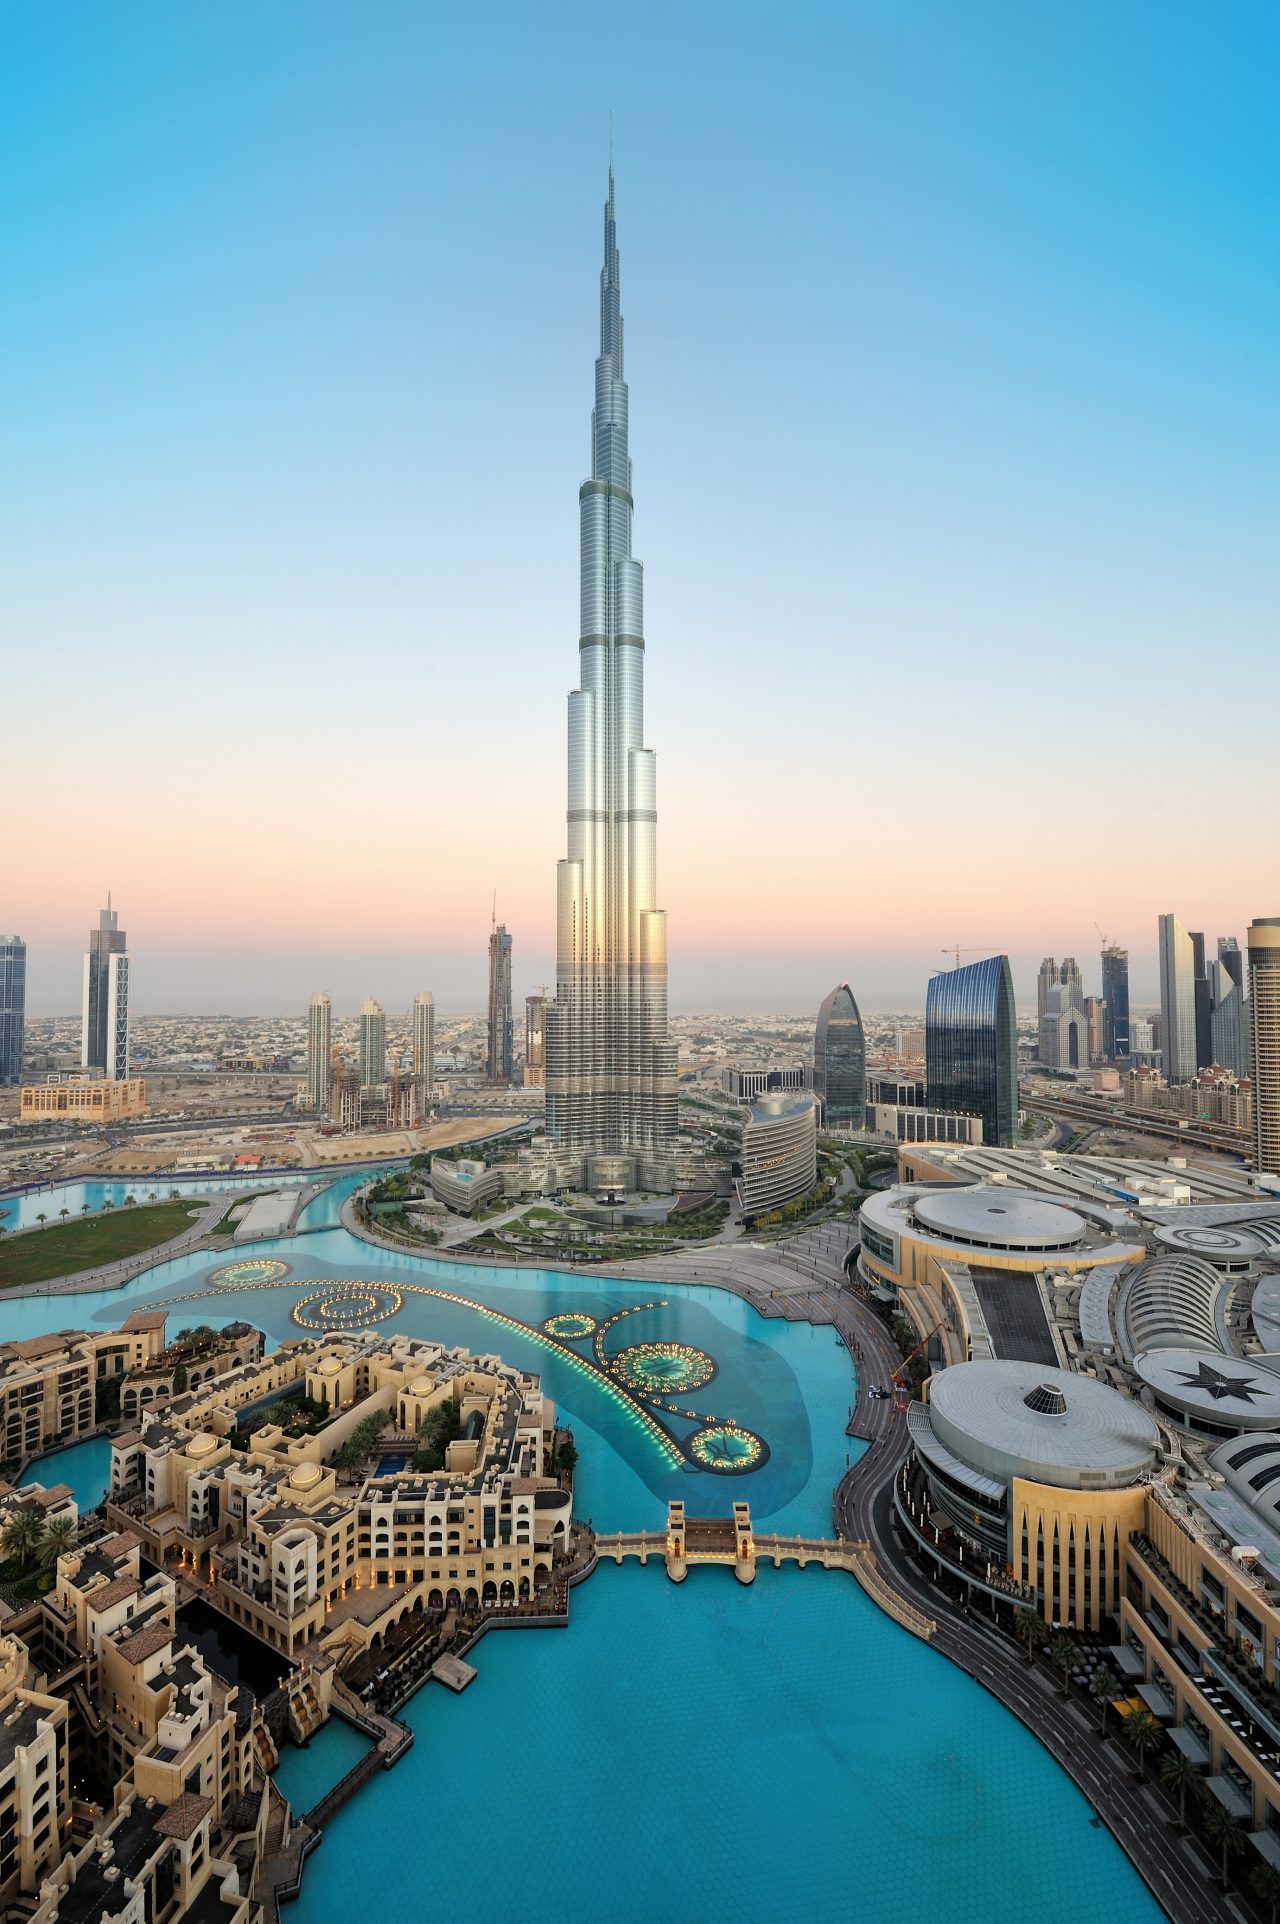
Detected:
[{"left": 609, "top": 108, "right": 614, "bottom": 176}]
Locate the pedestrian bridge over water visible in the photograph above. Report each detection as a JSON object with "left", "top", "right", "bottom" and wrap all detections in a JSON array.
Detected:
[{"left": 594, "top": 1501, "right": 935, "bottom": 1642}]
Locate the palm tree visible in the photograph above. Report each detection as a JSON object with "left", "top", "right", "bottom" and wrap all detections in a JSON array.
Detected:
[
  {"left": 124, "top": 1194, "right": 136, "bottom": 1208},
  {"left": 169, "top": 1188, "right": 181, "bottom": 1201},
  {"left": 59, "top": 1207, "right": 70, "bottom": 1222},
  {"left": 81, "top": 1202, "right": 91, "bottom": 1218},
  {"left": 1, "top": 1508, "right": 46, "bottom": 1569},
  {"left": 102, "top": 1199, "right": 115, "bottom": 1214},
  {"left": 1252, "top": 1860, "right": 1280, "bottom": 1924},
  {"left": 1014, "top": 1607, "right": 1046, "bottom": 1665},
  {"left": 1201, "top": 1797, "right": 1245, "bottom": 1890},
  {"left": 36, "top": 1211, "right": 47, "bottom": 1227},
  {"left": 1123, "top": 1708, "right": 1160, "bottom": 1783},
  {"left": 1160, "top": 1748, "right": 1199, "bottom": 1830},
  {"left": 147, "top": 1191, "right": 156, "bottom": 1203},
  {"left": 1089, "top": 1666, "right": 1118, "bottom": 1738},
  {"left": 1049, "top": 1634, "right": 1078, "bottom": 1698},
  {"left": 40, "top": 1515, "right": 78, "bottom": 1568}
]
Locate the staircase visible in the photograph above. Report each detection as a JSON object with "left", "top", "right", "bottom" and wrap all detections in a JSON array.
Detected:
[
  {"left": 286, "top": 1673, "right": 325, "bottom": 1744},
  {"left": 251, "top": 1720, "right": 279, "bottom": 1774}
]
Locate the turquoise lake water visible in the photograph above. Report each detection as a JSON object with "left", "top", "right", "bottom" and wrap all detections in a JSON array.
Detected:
[
  {"left": 18, "top": 1434, "right": 114, "bottom": 1512},
  {"left": 2, "top": 1173, "right": 1164, "bottom": 1921},
  {"left": 290, "top": 1563, "right": 1159, "bottom": 1924}
]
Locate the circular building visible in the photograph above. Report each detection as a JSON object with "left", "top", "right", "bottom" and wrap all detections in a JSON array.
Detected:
[
  {"left": 912, "top": 1189, "right": 1089, "bottom": 1254},
  {"left": 904, "top": 1359, "right": 1158, "bottom": 1631},
  {"left": 857, "top": 1182, "right": 1145, "bottom": 1369},
  {"left": 1131, "top": 1347, "right": 1280, "bottom": 1440}
]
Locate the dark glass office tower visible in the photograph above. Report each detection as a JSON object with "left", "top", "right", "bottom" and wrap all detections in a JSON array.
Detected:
[
  {"left": 925, "top": 954, "right": 1018, "bottom": 1147},
  {"left": 813, "top": 984, "right": 867, "bottom": 1126},
  {"left": 1101, "top": 946, "right": 1130, "bottom": 1061},
  {"left": 0, "top": 936, "right": 26, "bottom": 1086},
  {"left": 1190, "top": 931, "right": 1213, "bottom": 1070}
]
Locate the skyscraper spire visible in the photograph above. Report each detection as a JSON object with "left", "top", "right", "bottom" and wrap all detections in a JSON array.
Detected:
[{"left": 544, "top": 158, "right": 677, "bottom": 1172}]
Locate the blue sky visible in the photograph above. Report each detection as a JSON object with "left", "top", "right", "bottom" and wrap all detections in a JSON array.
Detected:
[{"left": 3, "top": 2, "right": 1277, "bottom": 1014}]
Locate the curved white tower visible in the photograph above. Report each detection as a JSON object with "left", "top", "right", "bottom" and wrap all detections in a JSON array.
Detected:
[{"left": 545, "top": 164, "right": 677, "bottom": 1163}]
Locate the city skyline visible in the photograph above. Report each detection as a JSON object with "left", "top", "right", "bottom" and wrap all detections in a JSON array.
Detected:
[{"left": 5, "top": 4, "right": 1276, "bottom": 1014}]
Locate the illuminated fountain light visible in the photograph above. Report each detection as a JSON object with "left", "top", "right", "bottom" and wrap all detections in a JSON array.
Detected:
[
  {"left": 292, "top": 1283, "right": 404, "bottom": 1331},
  {"left": 609, "top": 1342, "right": 717, "bottom": 1397},
  {"left": 543, "top": 1312, "right": 599, "bottom": 1339},
  {"left": 209, "top": 1258, "right": 291, "bottom": 1289},
  {"left": 686, "top": 1422, "right": 768, "bottom": 1474}
]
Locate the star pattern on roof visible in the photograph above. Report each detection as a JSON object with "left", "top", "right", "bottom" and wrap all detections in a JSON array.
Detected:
[{"left": 1172, "top": 1358, "right": 1269, "bottom": 1404}]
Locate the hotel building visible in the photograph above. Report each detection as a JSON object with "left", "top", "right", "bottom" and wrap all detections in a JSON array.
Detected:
[
  {"left": 107, "top": 1331, "right": 573, "bottom": 1662},
  {"left": 738, "top": 1090, "right": 817, "bottom": 1217}
]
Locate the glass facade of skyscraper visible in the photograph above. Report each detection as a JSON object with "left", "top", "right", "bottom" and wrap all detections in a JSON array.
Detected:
[
  {"left": 925, "top": 954, "right": 1018, "bottom": 1147},
  {"left": 544, "top": 167, "right": 677, "bottom": 1158},
  {"left": 813, "top": 984, "right": 866, "bottom": 1127},
  {"left": 1101, "top": 947, "right": 1130, "bottom": 1061},
  {"left": 0, "top": 935, "right": 26, "bottom": 1087}
]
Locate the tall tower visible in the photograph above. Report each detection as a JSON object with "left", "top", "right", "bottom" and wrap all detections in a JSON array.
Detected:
[
  {"left": 1210, "top": 938, "right": 1248, "bottom": 1080},
  {"left": 813, "top": 985, "right": 867, "bottom": 1128},
  {"left": 524, "top": 993, "right": 546, "bottom": 1089},
  {"left": 358, "top": 997, "right": 386, "bottom": 1091},
  {"left": 926, "top": 954, "right": 1019, "bottom": 1147},
  {"left": 544, "top": 160, "right": 677, "bottom": 1164},
  {"left": 1037, "top": 959, "right": 1057, "bottom": 1025},
  {"left": 1158, "top": 913, "right": 1197, "bottom": 1083},
  {"left": 306, "top": 993, "right": 332, "bottom": 1110},
  {"left": 487, "top": 926, "right": 513, "bottom": 1082},
  {"left": 82, "top": 898, "right": 128, "bottom": 1080},
  {"left": 412, "top": 992, "right": 435, "bottom": 1109},
  {"left": 0, "top": 936, "right": 25, "bottom": 1087},
  {"left": 1101, "top": 946, "right": 1130, "bottom": 1061},
  {"left": 1248, "top": 919, "right": 1280, "bottom": 1177}
]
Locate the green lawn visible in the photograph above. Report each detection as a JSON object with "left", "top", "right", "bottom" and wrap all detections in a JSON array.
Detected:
[{"left": 0, "top": 1201, "right": 205, "bottom": 1290}]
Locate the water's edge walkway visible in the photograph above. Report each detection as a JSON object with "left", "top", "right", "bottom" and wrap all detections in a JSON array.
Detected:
[{"left": 12, "top": 1184, "right": 1218, "bottom": 1922}]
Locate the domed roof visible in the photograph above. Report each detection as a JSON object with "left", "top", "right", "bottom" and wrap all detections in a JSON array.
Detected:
[
  {"left": 913, "top": 1187, "right": 1087, "bottom": 1252},
  {"left": 927, "top": 1359, "right": 1158, "bottom": 1489}
]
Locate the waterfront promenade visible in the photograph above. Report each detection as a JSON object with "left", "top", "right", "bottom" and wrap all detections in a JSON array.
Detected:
[{"left": 15, "top": 1182, "right": 1230, "bottom": 1919}]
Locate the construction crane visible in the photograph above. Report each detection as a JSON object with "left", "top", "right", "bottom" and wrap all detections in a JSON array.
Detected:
[
  {"left": 891, "top": 1319, "right": 946, "bottom": 1409},
  {"left": 1094, "top": 921, "right": 1112, "bottom": 950},
  {"left": 940, "top": 943, "right": 994, "bottom": 969}
]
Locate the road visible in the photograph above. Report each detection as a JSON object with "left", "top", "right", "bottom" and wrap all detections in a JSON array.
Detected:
[{"left": 831, "top": 1286, "right": 1228, "bottom": 1924}]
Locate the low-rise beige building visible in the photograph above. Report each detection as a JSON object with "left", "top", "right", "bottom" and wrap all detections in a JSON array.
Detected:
[
  {"left": 19, "top": 1077, "right": 147, "bottom": 1124},
  {"left": 1, "top": 1315, "right": 168, "bottom": 1468},
  {"left": 108, "top": 1331, "right": 573, "bottom": 1661}
]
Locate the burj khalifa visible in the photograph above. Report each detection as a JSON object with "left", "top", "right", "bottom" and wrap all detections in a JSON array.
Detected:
[{"left": 545, "top": 165, "right": 677, "bottom": 1166}]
